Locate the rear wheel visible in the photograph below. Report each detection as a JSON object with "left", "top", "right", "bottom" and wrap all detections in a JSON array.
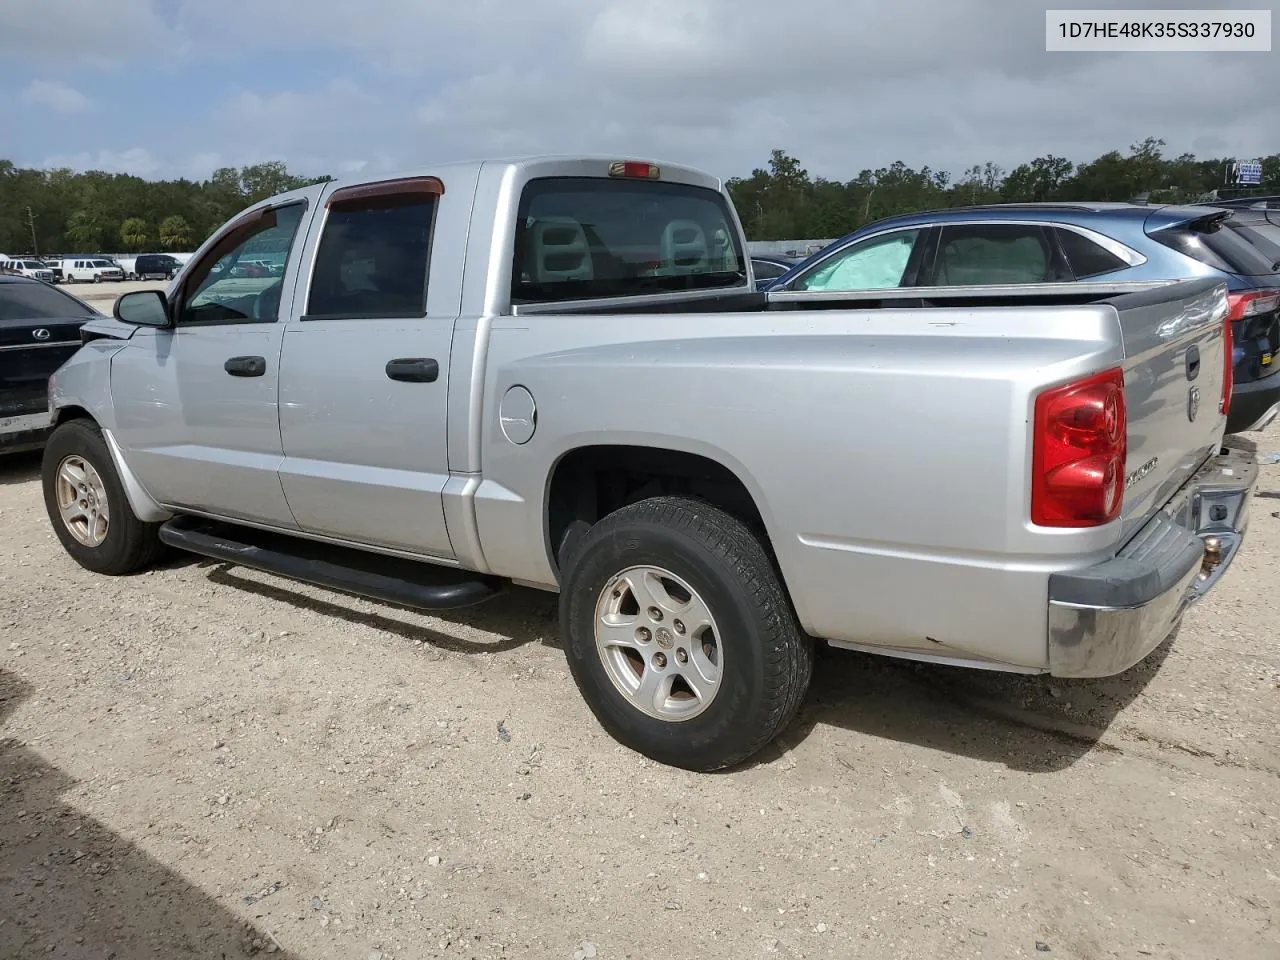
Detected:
[
  {"left": 559, "top": 496, "right": 813, "bottom": 771},
  {"left": 41, "top": 419, "right": 167, "bottom": 575}
]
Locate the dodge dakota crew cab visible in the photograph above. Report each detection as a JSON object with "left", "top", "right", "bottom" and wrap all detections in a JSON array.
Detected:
[{"left": 40, "top": 156, "right": 1258, "bottom": 771}]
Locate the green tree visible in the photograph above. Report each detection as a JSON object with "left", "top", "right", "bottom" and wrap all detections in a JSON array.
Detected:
[
  {"left": 119, "top": 217, "right": 150, "bottom": 251},
  {"left": 65, "top": 209, "right": 105, "bottom": 249},
  {"left": 158, "top": 214, "right": 193, "bottom": 250}
]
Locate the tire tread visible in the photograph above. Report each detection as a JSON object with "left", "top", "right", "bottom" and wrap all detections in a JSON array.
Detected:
[
  {"left": 42, "top": 418, "right": 166, "bottom": 575},
  {"left": 562, "top": 494, "right": 813, "bottom": 770}
]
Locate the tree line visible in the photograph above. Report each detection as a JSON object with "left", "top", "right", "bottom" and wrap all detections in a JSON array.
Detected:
[
  {"left": 1, "top": 138, "right": 1278, "bottom": 255},
  {"left": 729, "top": 138, "right": 1280, "bottom": 240},
  {"left": 0, "top": 160, "right": 328, "bottom": 256}
]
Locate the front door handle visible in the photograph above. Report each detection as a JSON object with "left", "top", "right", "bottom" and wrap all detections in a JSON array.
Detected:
[
  {"left": 385, "top": 358, "right": 439, "bottom": 383},
  {"left": 224, "top": 356, "right": 266, "bottom": 377}
]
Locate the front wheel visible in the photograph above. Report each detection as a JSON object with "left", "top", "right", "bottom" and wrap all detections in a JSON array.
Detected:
[
  {"left": 41, "top": 419, "right": 167, "bottom": 575},
  {"left": 559, "top": 496, "right": 814, "bottom": 772}
]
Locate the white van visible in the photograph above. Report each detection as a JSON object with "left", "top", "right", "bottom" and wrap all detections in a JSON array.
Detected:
[
  {"left": 113, "top": 255, "right": 138, "bottom": 280},
  {"left": 62, "top": 258, "right": 125, "bottom": 283},
  {"left": 3, "top": 258, "right": 56, "bottom": 282}
]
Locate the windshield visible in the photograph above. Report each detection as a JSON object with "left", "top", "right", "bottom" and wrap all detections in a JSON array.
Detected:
[
  {"left": 91, "top": 260, "right": 115, "bottom": 267},
  {"left": 0, "top": 281, "right": 93, "bottom": 321},
  {"left": 511, "top": 176, "right": 745, "bottom": 304}
]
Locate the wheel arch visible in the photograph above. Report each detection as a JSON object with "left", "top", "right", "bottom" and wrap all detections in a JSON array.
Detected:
[
  {"left": 46, "top": 410, "right": 171, "bottom": 524},
  {"left": 542, "top": 442, "right": 807, "bottom": 625}
]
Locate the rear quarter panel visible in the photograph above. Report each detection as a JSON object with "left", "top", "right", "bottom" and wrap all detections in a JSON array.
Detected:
[{"left": 472, "top": 306, "right": 1130, "bottom": 669}]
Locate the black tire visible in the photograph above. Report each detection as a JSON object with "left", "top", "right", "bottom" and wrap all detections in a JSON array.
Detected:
[
  {"left": 559, "top": 496, "right": 814, "bottom": 772},
  {"left": 41, "top": 419, "right": 167, "bottom": 575}
]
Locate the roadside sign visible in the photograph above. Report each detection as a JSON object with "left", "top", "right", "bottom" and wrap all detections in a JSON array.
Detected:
[{"left": 1233, "top": 160, "right": 1263, "bottom": 186}]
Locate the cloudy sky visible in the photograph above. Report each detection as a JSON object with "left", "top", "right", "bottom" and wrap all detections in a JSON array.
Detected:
[{"left": 2, "top": 0, "right": 1277, "bottom": 183}]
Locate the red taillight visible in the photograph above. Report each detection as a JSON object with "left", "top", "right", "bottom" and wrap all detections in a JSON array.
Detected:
[
  {"left": 608, "top": 161, "right": 661, "bottom": 180},
  {"left": 1221, "top": 313, "right": 1234, "bottom": 415},
  {"left": 1031, "top": 367, "right": 1127, "bottom": 528},
  {"left": 1225, "top": 290, "right": 1280, "bottom": 321}
]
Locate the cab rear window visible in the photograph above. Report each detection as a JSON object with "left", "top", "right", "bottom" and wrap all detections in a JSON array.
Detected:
[{"left": 511, "top": 177, "right": 745, "bottom": 304}]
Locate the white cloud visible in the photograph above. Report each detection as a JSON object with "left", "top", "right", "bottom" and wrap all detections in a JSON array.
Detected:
[
  {"left": 7, "top": 0, "right": 1278, "bottom": 182},
  {"left": 39, "top": 148, "right": 162, "bottom": 177},
  {"left": 0, "top": 0, "right": 170, "bottom": 65},
  {"left": 22, "top": 80, "right": 92, "bottom": 115}
]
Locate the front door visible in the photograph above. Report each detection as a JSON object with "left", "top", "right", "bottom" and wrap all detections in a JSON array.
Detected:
[
  {"left": 277, "top": 176, "right": 458, "bottom": 560},
  {"left": 109, "top": 200, "right": 311, "bottom": 527}
]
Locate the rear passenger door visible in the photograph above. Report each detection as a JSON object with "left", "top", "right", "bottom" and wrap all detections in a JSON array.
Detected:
[
  {"left": 922, "top": 223, "right": 1066, "bottom": 286},
  {"left": 276, "top": 174, "right": 467, "bottom": 561}
]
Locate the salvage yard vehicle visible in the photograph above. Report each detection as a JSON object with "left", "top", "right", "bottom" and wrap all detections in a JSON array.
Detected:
[
  {"left": 60, "top": 258, "right": 124, "bottom": 283},
  {"left": 767, "top": 203, "right": 1280, "bottom": 435},
  {"left": 2, "top": 258, "right": 57, "bottom": 283},
  {"left": 39, "top": 156, "right": 1258, "bottom": 771},
  {"left": 1, "top": 275, "right": 97, "bottom": 453}
]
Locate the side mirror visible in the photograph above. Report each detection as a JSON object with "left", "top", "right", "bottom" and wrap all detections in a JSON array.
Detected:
[{"left": 114, "top": 289, "right": 171, "bottom": 328}]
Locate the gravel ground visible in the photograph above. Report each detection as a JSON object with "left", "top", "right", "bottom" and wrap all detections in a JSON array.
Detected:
[
  {"left": 62, "top": 279, "right": 168, "bottom": 313},
  {"left": 2, "top": 427, "right": 1279, "bottom": 960}
]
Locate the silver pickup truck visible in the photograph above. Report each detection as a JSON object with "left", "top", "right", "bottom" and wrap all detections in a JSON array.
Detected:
[{"left": 40, "top": 156, "right": 1258, "bottom": 771}]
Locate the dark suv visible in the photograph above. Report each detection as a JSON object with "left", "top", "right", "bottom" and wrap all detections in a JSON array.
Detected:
[{"left": 134, "top": 254, "right": 181, "bottom": 280}]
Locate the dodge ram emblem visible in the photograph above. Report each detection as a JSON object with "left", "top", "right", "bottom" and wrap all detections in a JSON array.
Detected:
[
  {"left": 32, "top": 328, "right": 50, "bottom": 341},
  {"left": 1187, "top": 386, "right": 1200, "bottom": 422}
]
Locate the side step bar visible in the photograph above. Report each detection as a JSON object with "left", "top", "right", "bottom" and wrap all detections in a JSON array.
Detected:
[{"left": 159, "top": 517, "right": 503, "bottom": 611}]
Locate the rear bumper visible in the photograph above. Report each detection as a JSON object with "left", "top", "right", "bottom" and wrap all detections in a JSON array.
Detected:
[
  {"left": 1047, "top": 441, "right": 1257, "bottom": 678},
  {"left": 1226, "top": 370, "right": 1280, "bottom": 433},
  {"left": 0, "top": 410, "right": 54, "bottom": 453}
]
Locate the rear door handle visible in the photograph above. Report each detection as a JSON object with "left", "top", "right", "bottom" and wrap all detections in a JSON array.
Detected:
[
  {"left": 224, "top": 356, "right": 266, "bottom": 377},
  {"left": 385, "top": 358, "right": 439, "bottom": 383}
]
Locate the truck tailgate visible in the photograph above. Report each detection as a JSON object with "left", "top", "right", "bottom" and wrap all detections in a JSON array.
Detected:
[{"left": 1107, "top": 279, "right": 1231, "bottom": 543}]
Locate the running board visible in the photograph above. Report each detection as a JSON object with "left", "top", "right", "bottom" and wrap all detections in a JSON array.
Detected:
[{"left": 158, "top": 517, "right": 503, "bottom": 611}]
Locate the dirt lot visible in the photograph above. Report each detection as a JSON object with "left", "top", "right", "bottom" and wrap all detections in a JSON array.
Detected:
[
  {"left": 63, "top": 279, "right": 168, "bottom": 313},
  {"left": 2, "top": 430, "right": 1279, "bottom": 960}
]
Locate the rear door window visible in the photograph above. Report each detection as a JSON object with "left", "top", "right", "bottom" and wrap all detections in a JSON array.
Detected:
[
  {"left": 791, "top": 229, "right": 923, "bottom": 292},
  {"left": 1053, "top": 228, "right": 1130, "bottom": 279},
  {"left": 1150, "top": 216, "right": 1279, "bottom": 276},
  {"left": 305, "top": 187, "right": 437, "bottom": 318},
  {"left": 930, "top": 223, "right": 1058, "bottom": 285},
  {"left": 511, "top": 176, "right": 745, "bottom": 304}
]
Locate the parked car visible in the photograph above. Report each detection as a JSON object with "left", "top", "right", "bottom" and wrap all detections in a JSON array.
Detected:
[
  {"left": 133, "top": 253, "right": 182, "bottom": 281},
  {"left": 2, "top": 258, "right": 57, "bottom": 283},
  {"left": 40, "top": 157, "right": 1255, "bottom": 771},
  {"left": 1, "top": 275, "right": 97, "bottom": 454},
  {"left": 749, "top": 255, "right": 799, "bottom": 289},
  {"left": 43, "top": 259, "right": 64, "bottom": 283},
  {"left": 61, "top": 258, "right": 125, "bottom": 283},
  {"left": 767, "top": 202, "right": 1280, "bottom": 434}
]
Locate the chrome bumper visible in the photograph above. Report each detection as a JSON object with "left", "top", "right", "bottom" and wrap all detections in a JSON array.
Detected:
[{"left": 1047, "top": 442, "right": 1258, "bottom": 678}]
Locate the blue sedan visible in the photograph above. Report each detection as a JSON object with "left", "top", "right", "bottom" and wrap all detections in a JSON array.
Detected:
[{"left": 766, "top": 203, "right": 1280, "bottom": 434}]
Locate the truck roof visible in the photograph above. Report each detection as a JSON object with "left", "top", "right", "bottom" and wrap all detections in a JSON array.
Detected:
[{"left": 278, "top": 155, "right": 726, "bottom": 199}]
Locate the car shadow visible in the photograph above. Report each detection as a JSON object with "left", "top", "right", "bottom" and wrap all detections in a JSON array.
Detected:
[
  {"left": 0, "top": 668, "right": 303, "bottom": 959},
  {"left": 199, "top": 556, "right": 1168, "bottom": 774},
  {"left": 764, "top": 624, "right": 1178, "bottom": 774},
  {"left": 205, "top": 564, "right": 561, "bottom": 656},
  {"left": 0, "top": 449, "right": 41, "bottom": 486}
]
